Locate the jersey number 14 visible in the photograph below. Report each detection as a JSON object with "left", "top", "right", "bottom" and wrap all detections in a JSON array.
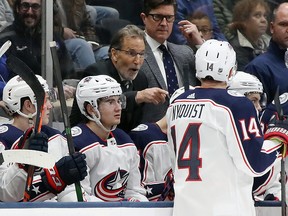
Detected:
[{"left": 171, "top": 123, "right": 202, "bottom": 182}]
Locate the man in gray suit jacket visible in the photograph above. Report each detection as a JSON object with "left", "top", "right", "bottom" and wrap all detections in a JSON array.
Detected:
[{"left": 139, "top": 0, "right": 200, "bottom": 123}]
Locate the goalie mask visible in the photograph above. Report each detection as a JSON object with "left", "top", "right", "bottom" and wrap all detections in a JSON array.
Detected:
[
  {"left": 3, "top": 75, "right": 49, "bottom": 118},
  {"left": 76, "top": 75, "right": 124, "bottom": 132},
  {"left": 228, "top": 71, "right": 263, "bottom": 96},
  {"left": 195, "top": 39, "right": 237, "bottom": 82}
]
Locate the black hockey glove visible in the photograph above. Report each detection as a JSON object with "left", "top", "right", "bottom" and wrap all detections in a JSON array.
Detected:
[
  {"left": 264, "top": 193, "right": 279, "bottom": 201},
  {"left": 41, "top": 152, "right": 87, "bottom": 194},
  {"left": 264, "top": 115, "right": 288, "bottom": 156},
  {"left": 28, "top": 132, "right": 49, "bottom": 152},
  {"left": 18, "top": 127, "right": 48, "bottom": 153}
]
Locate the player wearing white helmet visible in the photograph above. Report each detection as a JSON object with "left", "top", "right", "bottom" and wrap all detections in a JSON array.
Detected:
[
  {"left": 0, "top": 75, "right": 87, "bottom": 202},
  {"left": 195, "top": 39, "right": 237, "bottom": 83},
  {"left": 3, "top": 74, "right": 50, "bottom": 124},
  {"left": 166, "top": 39, "right": 288, "bottom": 216},
  {"left": 76, "top": 75, "right": 125, "bottom": 132},
  {"left": 227, "top": 72, "right": 282, "bottom": 201},
  {"left": 228, "top": 71, "right": 264, "bottom": 112},
  {"left": 60, "top": 75, "right": 148, "bottom": 202}
]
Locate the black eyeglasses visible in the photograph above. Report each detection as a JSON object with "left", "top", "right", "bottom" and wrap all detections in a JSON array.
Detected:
[
  {"left": 148, "top": 14, "right": 175, "bottom": 23},
  {"left": 20, "top": 2, "right": 41, "bottom": 12},
  {"left": 116, "top": 49, "right": 147, "bottom": 59},
  {"left": 198, "top": 28, "right": 213, "bottom": 35}
]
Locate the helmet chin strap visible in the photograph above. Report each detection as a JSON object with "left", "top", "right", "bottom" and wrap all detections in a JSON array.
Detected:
[
  {"left": 17, "top": 110, "right": 37, "bottom": 121},
  {"left": 89, "top": 111, "right": 117, "bottom": 133}
]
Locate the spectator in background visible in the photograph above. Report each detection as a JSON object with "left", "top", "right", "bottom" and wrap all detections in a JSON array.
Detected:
[
  {"left": 168, "top": 0, "right": 226, "bottom": 45},
  {"left": 85, "top": 4, "right": 119, "bottom": 25},
  {"left": 188, "top": 11, "right": 213, "bottom": 41},
  {"left": 212, "top": 0, "right": 235, "bottom": 40},
  {"left": 228, "top": 0, "right": 270, "bottom": 71},
  {"left": 55, "top": 0, "right": 109, "bottom": 68},
  {"left": 186, "top": 10, "right": 213, "bottom": 51},
  {"left": 85, "top": 0, "right": 144, "bottom": 26},
  {"left": 0, "top": 0, "right": 14, "bottom": 32},
  {"left": 245, "top": 2, "right": 288, "bottom": 104},
  {"left": 0, "top": 0, "right": 91, "bottom": 80}
]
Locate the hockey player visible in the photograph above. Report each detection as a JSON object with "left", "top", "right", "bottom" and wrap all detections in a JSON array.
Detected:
[
  {"left": 167, "top": 39, "right": 288, "bottom": 216},
  {"left": 228, "top": 72, "right": 282, "bottom": 201},
  {"left": 228, "top": 71, "right": 264, "bottom": 114},
  {"left": 59, "top": 75, "right": 148, "bottom": 202},
  {"left": 258, "top": 92, "right": 288, "bottom": 201},
  {"left": 128, "top": 86, "right": 192, "bottom": 201},
  {"left": 0, "top": 75, "right": 87, "bottom": 202},
  {"left": 129, "top": 116, "right": 173, "bottom": 201}
]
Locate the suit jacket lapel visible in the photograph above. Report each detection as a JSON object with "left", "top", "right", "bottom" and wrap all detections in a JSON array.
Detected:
[{"left": 144, "top": 43, "right": 167, "bottom": 89}]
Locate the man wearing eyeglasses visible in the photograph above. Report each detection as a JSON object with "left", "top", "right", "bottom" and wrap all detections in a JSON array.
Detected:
[
  {"left": 69, "top": 24, "right": 168, "bottom": 132},
  {"left": 0, "top": 0, "right": 106, "bottom": 80},
  {"left": 139, "top": 0, "right": 200, "bottom": 124}
]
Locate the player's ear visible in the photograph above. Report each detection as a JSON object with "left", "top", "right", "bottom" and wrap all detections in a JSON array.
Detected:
[
  {"left": 86, "top": 103, "right": 100, "bottom": 119},
  {"left": 22, "top": 99, "right": 35, "bottom": 113}
]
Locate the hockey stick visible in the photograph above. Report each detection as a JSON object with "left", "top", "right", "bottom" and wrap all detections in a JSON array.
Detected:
[
  {"left": 49, "top": 41, "right": 83, "bottom": 202},
  {"left": 0, "top": 40, "right": 11, "bottom": 58},
  {"left": 273, "top": 86, "right": 286, "bottom": 216},
  {"left": 0, "top": 150, "right": 55, "bottom": 168},
  {"left": 6, "top": 55, "right": 46, "bottom": 202}
]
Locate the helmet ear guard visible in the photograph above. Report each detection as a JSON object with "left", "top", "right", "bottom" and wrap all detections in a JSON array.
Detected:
[{"left": 195, "top": 39, "right": 237, "bottom": 83}]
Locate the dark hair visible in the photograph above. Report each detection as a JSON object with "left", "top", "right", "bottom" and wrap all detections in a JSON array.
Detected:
[
  {"left": 109, "top": 25, "right": 145, "bottom": 57},
  {"left": 230, "top": 0, "right": 270, "bottom": 32},
  {"left": 143, "top": 0, "right": 177, "bottom": 15},
  {"left": 13, "top": 0, "right": 23, "bottom": 17},
  {"left": 188, "top": 11, "right": 211, "bottom": 24}
]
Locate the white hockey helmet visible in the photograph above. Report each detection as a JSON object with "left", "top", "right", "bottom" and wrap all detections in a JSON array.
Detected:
[
  {"left": 3, "top": 75, "right": 49, "bottom": 117},
  {"left": 195, "top": 39, "right": 237, "bottom": 82},
  {"left": 76, "top": 75, "right": 123, "bottom": 131},
  {"left": 228, "top": 71, "right": 263, "bottom": 95}
]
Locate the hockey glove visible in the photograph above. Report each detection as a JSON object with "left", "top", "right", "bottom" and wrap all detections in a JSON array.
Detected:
[
  {"left": 41, "top": 152, "right": 87, "bottom": 194},
  {"left": 264, "top": 193, "right": 280, "bottom": 201},
  {"left": 28, "top": 132, "right": 49, "bottom": 152},
  {"left": 264, "top": 115, "right": 288, "bottom": 156},
  {"left": 17, "top": 128, "right": 48, "bottom": 152}
]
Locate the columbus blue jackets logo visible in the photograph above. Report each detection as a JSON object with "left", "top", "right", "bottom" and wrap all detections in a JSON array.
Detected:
[
  {"left": 71, "top": 126, "right": 82, "bottom": 136},
  {"left": 131, "top": 124, "right": 148, "bottom": 132},
  {"left": 0, "top": 125, "right": 8, "bottom": 134},
  {"left": 94, "top": 168, "right": 129, "bottom": 201}
]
